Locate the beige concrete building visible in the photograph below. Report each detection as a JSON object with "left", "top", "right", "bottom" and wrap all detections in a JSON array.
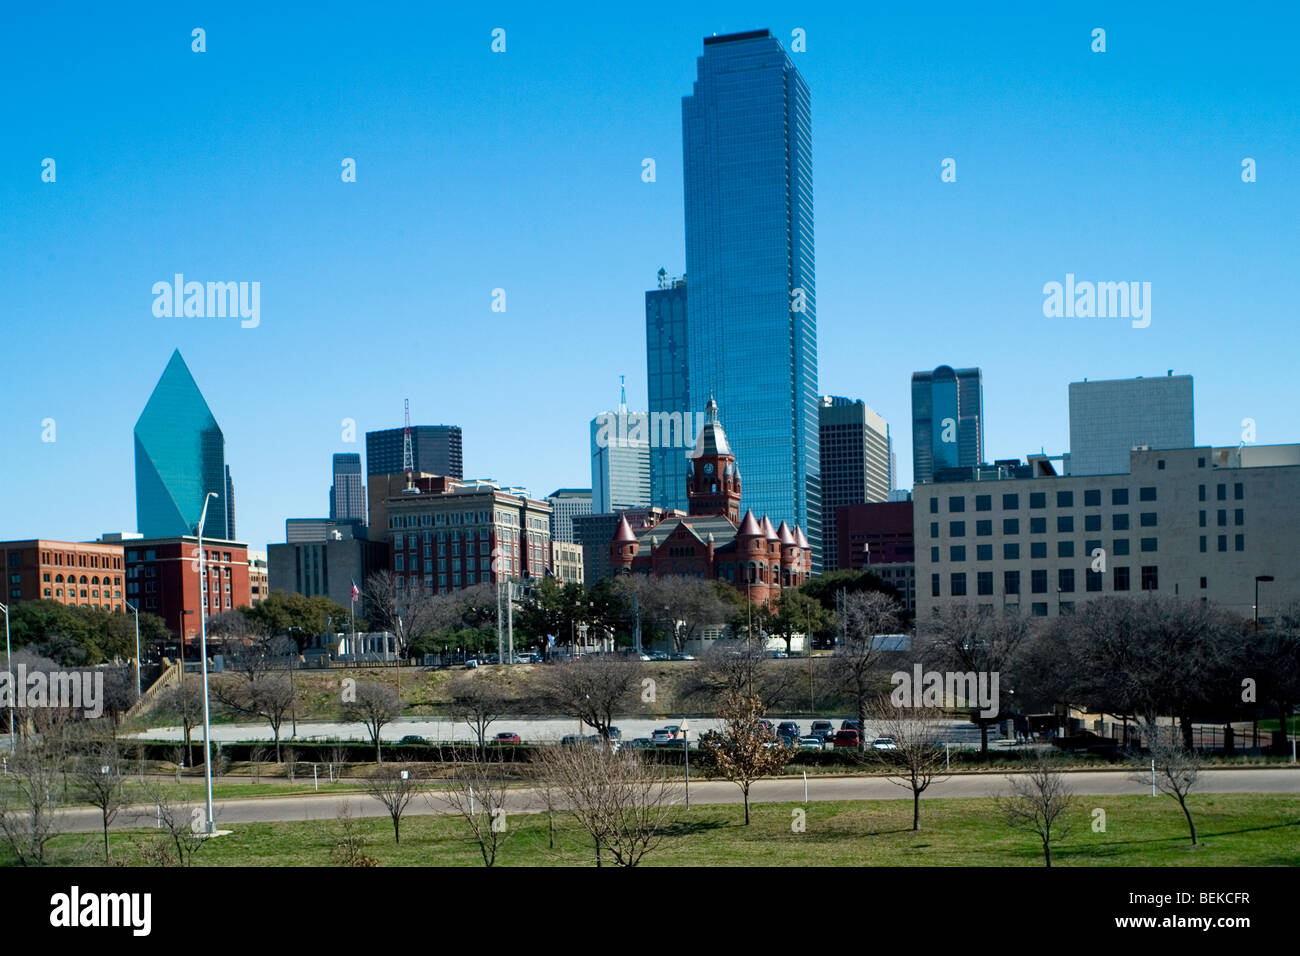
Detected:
[
  {"left": 915, "top": 444, "right": 1300, "bottom": 622},
  {"left": 550, "top": 541, "right": 585, "bottom": 586}
]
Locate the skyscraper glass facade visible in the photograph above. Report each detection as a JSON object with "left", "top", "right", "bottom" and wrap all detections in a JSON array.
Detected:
[
  {"left": 331, "top": 452, "right": 366, "bottom": 522},
  {"left": 365, "top": 425, "right": 463, "bottom": 479},
  {"left": 819, "top": 396, "right": 891, "bottom": 571},
  {"left": 590, "top": 412, "right": 651, "bottom": 513},
  {"left": 912, "top": 366, "right": 984, "bottom": 483},
  {"left": 134, "top": 349, "right": 230, "bottom": 538},
  {"left": 646, "top": 273, "right": 690, "bottom": 512},
  {"left": 682, "top": 30, "right": 820, "bottom": 568}
]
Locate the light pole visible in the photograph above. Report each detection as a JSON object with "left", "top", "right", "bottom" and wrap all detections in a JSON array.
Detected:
[
  {"left": 0, "top": 601, "right": 12, "bottom": 748},
  {"left": 196, "top": 492, "right": 219, "bottom": 836},
  {"left": 126, "top": 600, "right": 141, "bottom": 698},
  {"left": 1254, "top": 575, "right": 1275, "bottom": 631}
]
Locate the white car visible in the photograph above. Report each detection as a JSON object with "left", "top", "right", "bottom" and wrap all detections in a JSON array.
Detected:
[
  {"left": 798, "top": 736, "right": 824, "bottom": 750},
  {"left": 871, "top": 737, "right": 897, "bottom": 750}
]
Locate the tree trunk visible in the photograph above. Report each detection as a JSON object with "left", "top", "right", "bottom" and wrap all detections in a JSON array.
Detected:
[
  {"left": 392, "top": 815, "right": 401, "bottom": 844},
  {"left": 1042, "top": 839, "right": 1051, "bottom": 868},
  {"left": 743, "top": 785, "right": 751, "bottom": 825},
  {"left": 912, "top": 789, "right": 920, "bottom": 830},
  {"left": 1178, "top": 796, "right": 1198, "bottom": 845},
  {"left": 1180, "top": 714, "right": 1194, "bottom": 751},
  {"left": 103, "top": 812, "right": 112, "bottom": 863}
]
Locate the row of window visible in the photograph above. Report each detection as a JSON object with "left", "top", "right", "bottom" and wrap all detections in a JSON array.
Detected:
[
  {"left": 931, "top": 513, "right": 1158, "bottom": 538},
  {"left": 932, "top": 565, "right": 1159, "bottom": 597},
  {"left": 389, "top": 510, "right": 520, "bottom": 529},
  {"left": 40, "top": 573, "right": 124, "bottom": 585},
  {"left": 43, "top": 588, "right": 122, "bottom": 600},
  {"left": 930, "top": 482, "right": 1245, "bottom": 515},
  {"left": 32, "top": 551, "right": 123, "bottom": 570},
  {"left": 933, "top": 536, "right": 1159, "bottom": 563}
]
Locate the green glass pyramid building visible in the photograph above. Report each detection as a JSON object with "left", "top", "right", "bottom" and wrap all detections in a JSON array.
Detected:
[{"left": 134, "top": 349, "right": 234, "bottom": 539}]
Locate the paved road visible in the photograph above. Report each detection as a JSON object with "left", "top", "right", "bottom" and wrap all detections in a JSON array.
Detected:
[{"left": 53, "top": 768, "right": 1299, "bottom": 833}]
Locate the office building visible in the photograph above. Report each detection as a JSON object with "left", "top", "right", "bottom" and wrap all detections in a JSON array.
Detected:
[
  {"left": 246, "top": 551, "right": 269, "bottom": 606},
  {"left": 591, "top": 405, "right": 650, "bottom": 514},
  {"left": 330, "top": 453, "right": 367, "bottom": 523},
  {"left": 915, "top": 444, "right": 1300, "bottom": 621},
  {"left": 546, "top": 488, "right": 593, "bottom": 544},
  {"left": 682, "top": 30, "right": 821, "bottom": 568},
  {"left": 646, "top": 270, "right": 691, "bottom": 511},
  {"left": 0, "top": 539, "right": 126, "bottom": 611},
  {"left": 819, "top": 396, "right": 892, "bottom": 571},
  {"left": 550, "top": 541, "right": 585, "bottom": 586},
  {"left": 134, "top": 349, "right": 232, "bottom": 538},
  {"left": 1069, "top": 373, "right": 1195, "bottom": 476},
  {"left": 912, "top": 365, "right": 984, "bottom": 485},
  {"left": 268, "top": 521, "right": 388, "bottom": 611},
  {"left": 366, "top": 424, "right": 463, "bottom": 480},
  {"left": 836, "top": 501, "right": 915, "bottom": 614},
  {"left": 121, "top": 536, "right": 250, "bottom": 648}
]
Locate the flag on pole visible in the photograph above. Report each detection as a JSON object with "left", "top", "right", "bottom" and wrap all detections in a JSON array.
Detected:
[{"left": 350, "top": 579, "right": 360, "bottom": 603}]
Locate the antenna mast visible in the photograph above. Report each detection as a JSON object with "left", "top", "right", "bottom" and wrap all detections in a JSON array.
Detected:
[
  {"left": 618, "top": 375, "right": 627, "bottom": 414},
  {"left": 403, "top": 399, "right": 414, "bottom": 489}
]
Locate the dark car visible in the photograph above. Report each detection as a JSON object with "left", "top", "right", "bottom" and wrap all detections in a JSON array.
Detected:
[
  {"left": 810, "top": 720, "right": 835, "bottom": 742},
  {"left": 493, "top": 732, "right": 521, "bottom": 745},
  {"left": 840, "top": 719, "right": 860, "bottom": 731},
  {"left": 777, "top": 721, "right": 801, "bottom": 739},
  {"left": 833, "top": 729, "right": 861, "bottom": 749},
  {"left": 396, "top": 735, "right": 428, "bottom": 746}
]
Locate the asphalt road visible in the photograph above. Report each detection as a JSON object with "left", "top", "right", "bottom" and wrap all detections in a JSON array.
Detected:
[{"left": 53, "top": 768, "right": 1299, "bottom": 833}]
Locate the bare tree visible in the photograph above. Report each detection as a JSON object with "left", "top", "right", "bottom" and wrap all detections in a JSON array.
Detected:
[
  {"left": 539, "top": 656, "right": 641, "bottom": 740},
  {"left": 342, "top": 681, "right": 401, "bottom": 764},
  {"left": 689, "top": 636, "right": 800, "bottom": 712},
  {"left": 615, "top": 575, "right": 731, "bottom": 653},
  {"left": 1136, "top": 721, "right": 1203, "bottom": 845},
  {"left": 448, "top": 671, "right": 510, "bottom": 756},
  {"left": 869, "top": 698, "right": 949, "bottom": 831},
  {"left": 72, "top": 738, "right": 129, "bottom": 863},
  {"left": 214, "top": 674, "right": 296, "bottom": 761},
  {"left": 362, "top": 763, "right": 422, "bottom": 844},
  {"left": 698, "top": 690, "right": 789, "bottom": 825},
  {"left": 134, "top": 783, "right": 212, "bottom": 866},
  {"left": 438, "top": 750, "right": 516, "bottom": 866},
  {"left": 830, "top": 590, "right": 901, "bottom": 753},
  {"left": 330, "top": 801, "right": 377, "bottom": 867},
  {"left": 996, "top": 754, "right": 1076, "bottom": 867},
  {"left": 154, "top": 681, "right": 205, "bottom": 767},
  {"left": 0, "top": 741, "right": 64, "bottom": 866},
  {"left": 364, "top": 570, "right": 448, "bottom": 661},
  {"left": 534, "top": 744, "right": 681, "bottom": 866}
]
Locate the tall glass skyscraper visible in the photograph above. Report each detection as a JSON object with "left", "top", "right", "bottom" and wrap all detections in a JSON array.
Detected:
[
  {"left": 646, "top": 270, "right": 690, "bottom": 511},
  {"left": 682, "top": 29, "right": 821, "bottom": 568},
  {"left": 134, "top": 349, "right": 231, "bottom": 538},
  {"left": 330, "top": 452, "right": 366, "bottom": 523},
  {"left": 590, "top": 410, "right": 651, "bottom": 513},
  {"left": 911, "top": 365, "right": 984, "bottom": 483}
]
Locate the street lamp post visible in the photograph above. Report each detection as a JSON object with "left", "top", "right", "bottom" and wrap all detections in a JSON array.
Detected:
[
  {"left": 126, "top": 600, "right": 141, "bottom": 698},
  {"left": 0, "top": 602, "right": 13, "bottom": 748},
  {"left": 196, "top": 492, "right": 219, "bottom": 836}
]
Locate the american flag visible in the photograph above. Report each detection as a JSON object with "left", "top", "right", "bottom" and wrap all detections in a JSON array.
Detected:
[{"left": 350, "top": 580, "right": 360, "bottom": 603}]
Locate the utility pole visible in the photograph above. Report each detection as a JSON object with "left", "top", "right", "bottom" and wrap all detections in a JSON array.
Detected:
[
  {"left": 506, "top": 578, "right": 515, "bottom": 664},
  {"left": 632, "top": 592, "right": 641, "bottom": 653}
]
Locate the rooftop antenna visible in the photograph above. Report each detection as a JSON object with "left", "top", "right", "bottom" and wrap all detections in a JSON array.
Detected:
[
  {"left": 403, "top": 398, "right": 415, "bottom": 492},
  {"left": 619, "top": 375, "right": 627, "bottom": 415}
]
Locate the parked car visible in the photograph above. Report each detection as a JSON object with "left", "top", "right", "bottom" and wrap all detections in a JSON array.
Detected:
[
  {"left": 650, "top": 729, "right": 675, "bottom": 744},
  {"left": 840, "top": 719, "right": 860, "bottom": 731},
  {"left": 670, "top": 652, "right": 696, "bottom": 661},
  {"left": 777, "top": 721, "right": 801, "bottom": 739},
  {"left": 608, "top": 726, "right": 623, "bottom": 740},
  {"left": 871, "top": 736, "right": 897, "bottom": 751},
  {"left": 757, "top": 719, "right": 775, "bottom": 737},
  {"left": 635, "top": 653, "right": 652, "bottom": 661},
  {"left": 463, "top": 659, "right": 479, "bottom": 669},
  {"left": 798, "top": 735, "right": 824, "bottom": 750},
  {"left": 493, "top": 732, "right": 522, "bottom": 745},
  {"left": 810, "top": 720, "right": 835, "bottom": 742},
  {"left": 651, "top": 651, "right": 669, "bottom": 661},
  {"left": 588, "top": 734, "right": 621, "bottom": 752},
  {"left": 560, "top": 735, "right": 587, "bottom": 747},
  {"left": 766, "top": 650, "right": 789, "bottom": 659},
  {"left": 397, "top": 735, "right": 428, "bottom": 746},
  {"left": 662, "top": 724, "right": 682, "bottom": 738},
  {"left": 833, "top": 729, "right": 861, "bottom": 749},
  {"left": 627, "top": 737, "right": 655, "bottom": 749}
]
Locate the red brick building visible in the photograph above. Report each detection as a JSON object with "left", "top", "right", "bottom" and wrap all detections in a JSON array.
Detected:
[
  {"left": 836, "top": 501, "right": 915, "bottom": 570},
  {"left": 121, "top": 537, "right": 250, "bottom": 651},
  {"left": 0, "top": 539, "right": 126, "bottom": 611},
  {"left": 610, "top": 400, "right": 812, "bottom": 605}
]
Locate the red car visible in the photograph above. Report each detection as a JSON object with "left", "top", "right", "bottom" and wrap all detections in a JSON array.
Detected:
[
  {"left": 833, "top": 729, "right": 860, "bottom": 749},
  {"left": 493, "top": 732, "right": 521, "bottom": 745}
]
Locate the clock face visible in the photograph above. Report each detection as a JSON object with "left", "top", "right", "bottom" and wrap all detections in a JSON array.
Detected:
[{"left": 703, "top": 462, "right": 714, "bottom": 475}]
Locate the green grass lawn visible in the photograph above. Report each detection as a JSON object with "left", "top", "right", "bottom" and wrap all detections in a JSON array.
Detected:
[{"left": 17, "top": 793, "right": 1299, "bottom": 867}]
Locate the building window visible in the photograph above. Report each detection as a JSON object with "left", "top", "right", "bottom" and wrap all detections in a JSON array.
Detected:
[
  {"left": 1002, "top": 493, "right": 1019, "bottom": 510},
  {"left": 1004, "top": 570, "right": 1020, "bottom": 595},
  {"left": 1057, "top": 541, "right": 1074, "bottom": 558},
  {"left": 977, "top": 572, "right": 994, "bottom": 596},
  {"left": 1030, "top": 517, "right": 1046, "bottom": 534},
  {"left": 1002, "top": 518, "right": 1019, "bottom": 535},
  {"left": 1113, "top": 566, "right": 1130, "bottom": 591},
  {"left": 1141, "top": 537, "right": 1157, "bottom": 552},
  {"left": 1112, "top": 514, "right": 1130, "bottom": 530},
  {"left": 930, "top": 522, "right": 939, "bottom": 539},
  {"left": 975, "top": 495, "right": 991, "bottom": 512},
  {"left": 1003, "top": 543, "right": 1020, "bottom": 560},
  {"left": 1198, "top": 485, "right": 1206, "bottom": 502},
  {"left": 1200, "top": 576, "right": 1207, "bottom": 588},
  {"left": 931, "top": 574, "right": 940, "bottom": 597},
  {"left": 1199, "top": 536, "right": 1207, "bottom": 553},
  {"left": 1031, "top": 569, "right": 1048, "bottom": 594},
  {"left": 1217, "top": 484, "right": 1226, "bottom": 501},
  {"left": 1113, "top": 538, "right": 1129, "bottom": 555},
  {"left": 1139, "top": 512, "right": 1157, "bottom": 527},
  {"left": 1058, "top": 568, "right": 1074, "bottom": 593},
  {"left": 1218, "top": 535, "right": 1227, "bottom": 552},
  {"left": 1057, "top": 516, "right": 1073, "bottom": 533},
  {"left": 1139, "top": 487, "right": 1157, "bottom": 502},
  {"left": 1140, "top": 566, "right": 1158, "bottom": 590},
  {"left": 1234, "top": 482, "right": 1244, "bottom": 500},
  {"left": 948, "top": 496, "right": 965, "bottom": 513},
  {"left": 1234, "top": 508, "right": 1243, "bottom": 526},
  {"left": 950, "top": 546, "right": 966, "bottom": 562},
  {"left": 1030, "top": 493, "right": 1046, "bottom": 509},
  {"left": 1085, "top": 569, "right": 1103, "bottom": 592},
  {"left": 1056, "top": 491, "right": 1073, "bottom": 508},
  {"left": 950, "top": 573, "right": 966, "bottom": 596},
  {"left": 1032, "top": 603, "right": 1048, "bottom": 617},
  {"left": 977, "top": 545, "right": 992, "bottom": 561},
  {"left": 976, "top": 520, "right": 992, "bottom": 536},
  {"left": 1216, "top": 509, "right": 1226, "bottom": 527},
  {"left": 1084, "top": 488, "right": 1101, "bottom": 507},
  {"left": 1084, "top": 514, "right": 1101, "bottom": 531},
  {"left": 1235, "top": 534, "right": 1244, "bottom": 552},
  {"left": 949, "top": 521, "right": 966, "bottom": 537},
  {"left": 1111, "top": 488, "right": 1128, "bottom": 506},
  {"left": 1199, "top": 510, "right": 1206, "bottom": 527},
  {"left": 1031, "top": 542, "right": 1047, "bottom": 559},
  {"left": 929, "top": 498, "right": 938, "bottom": 514},
  {"left": 930, "top": 547, "right": 940, "bottom": 563}
]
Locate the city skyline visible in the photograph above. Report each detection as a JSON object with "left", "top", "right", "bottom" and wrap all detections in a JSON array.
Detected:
[{"left": 4, "top": 6, "right": 1297, "bottom": 553}]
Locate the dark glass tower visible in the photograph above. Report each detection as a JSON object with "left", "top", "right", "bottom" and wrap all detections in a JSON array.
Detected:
[
  {"left": 330, "top": 452, "right": 366, "bottom": 522},
  {"left": 646, "top": 270, "right": 690, "bottom": 511},
  {"left": 365, "top": 425, "right": 463, "bottom": 479},
  {"left": 134, "top": 349, "right": 231, "bottom": 538},
  {"left": 682, "top": 29, "right": 820, "bottom": 568},
  {"left": 911, "top": 366, "right": 984, "bottom": 483}
]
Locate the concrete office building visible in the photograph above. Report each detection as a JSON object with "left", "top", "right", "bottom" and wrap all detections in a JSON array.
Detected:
[
  {"left": 1069, "top": 373, "right": 1195, "bottom": 476},
  {"left": 591, "top": 408, "right": 651, "bottom": 513},
  {"left": 330, "top": 453, "right": 367, "bottom": 523},
  {"left": 366, "top": 424, "right": 463, "bottom": 480},
  {"left": 550, "top": 541, "right": 585, "bottom": 586},
  {"left": 546, "top": 488, "right": 593, "bottom": 544},
  {"left": 915, "top": 444, "right": 1300, "bottom": 622},
  {"left": 268, "top": 520, "right": 388, "bottom": 611},
  {"left": 820, "top": 396, "right": 892, "bottom": 571}
]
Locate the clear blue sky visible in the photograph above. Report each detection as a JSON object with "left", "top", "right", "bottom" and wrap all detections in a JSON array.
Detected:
[{"left": 3, "top": 2, "right": 1297, "bottom": 553}]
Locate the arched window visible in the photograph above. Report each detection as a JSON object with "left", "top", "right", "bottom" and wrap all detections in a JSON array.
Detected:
[
  {"left": 55, "top": 574, "right": 63, "bottom": 583},
  {"left": 80, "top": 575, "right": 88, "bottom": 584}
]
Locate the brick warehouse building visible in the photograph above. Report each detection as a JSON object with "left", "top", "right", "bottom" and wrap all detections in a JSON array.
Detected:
[
  {"left": 121, "top": 537, "right": 250, "bottom": 652},
  {"left": 610, "top": 400, "right": 812, "bottom": 604},
  {"left": 1, "top": 539, "right": 127, "bottom": 611}
]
